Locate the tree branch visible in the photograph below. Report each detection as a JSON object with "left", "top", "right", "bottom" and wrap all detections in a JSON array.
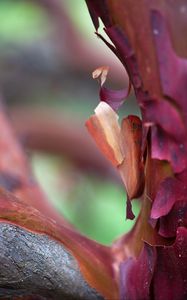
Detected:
[
  {"left": 10, "top": 107, "right": 119, "bottom": 180},
  {"left": 0, "top": 223, "right": 104, "bottom": 300}
]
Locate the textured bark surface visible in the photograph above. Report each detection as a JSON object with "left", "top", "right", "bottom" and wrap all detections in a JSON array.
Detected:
[{"left": 0, "top": 223, "right": 104, "bottom": 300}]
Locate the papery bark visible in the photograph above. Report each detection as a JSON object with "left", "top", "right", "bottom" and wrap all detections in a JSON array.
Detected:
[
  {"left": 10, "top": 106, "right": 117, "bottom": 178},
  {"left": 1, "top": 1, "right": 187, "bottom": 299},
  {"left": 86, "top": 0, "right": 187, "bottom": 299},
  {"left": 0, "top": 101, "right": 118, "bottom": 299}
]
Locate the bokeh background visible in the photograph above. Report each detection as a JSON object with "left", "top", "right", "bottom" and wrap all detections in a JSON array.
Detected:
[{"left": 0, "top": 0, "right": 140, "bottom": 245}]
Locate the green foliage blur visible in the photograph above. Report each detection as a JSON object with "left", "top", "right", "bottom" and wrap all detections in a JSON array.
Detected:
[{"left": 0, "top": 0, "right": 140, "bottom": 245}]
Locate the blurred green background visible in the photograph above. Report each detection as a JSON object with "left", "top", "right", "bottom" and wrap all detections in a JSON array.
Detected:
[{"left": 0, "top": 0, "right": 140, "bottom": 245}]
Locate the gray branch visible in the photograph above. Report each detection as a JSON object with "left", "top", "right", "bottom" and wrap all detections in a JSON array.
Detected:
[{"left": 0, "top": 223, "right": 104, "bottom": 300}]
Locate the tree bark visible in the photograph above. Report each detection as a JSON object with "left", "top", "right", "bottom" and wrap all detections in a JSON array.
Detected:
[
  {"left": 10, "top": 107, "right": 119, "bottom": 180},
  {"left": 0, "top": 223, "right": 104, "bottom": 300}
]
